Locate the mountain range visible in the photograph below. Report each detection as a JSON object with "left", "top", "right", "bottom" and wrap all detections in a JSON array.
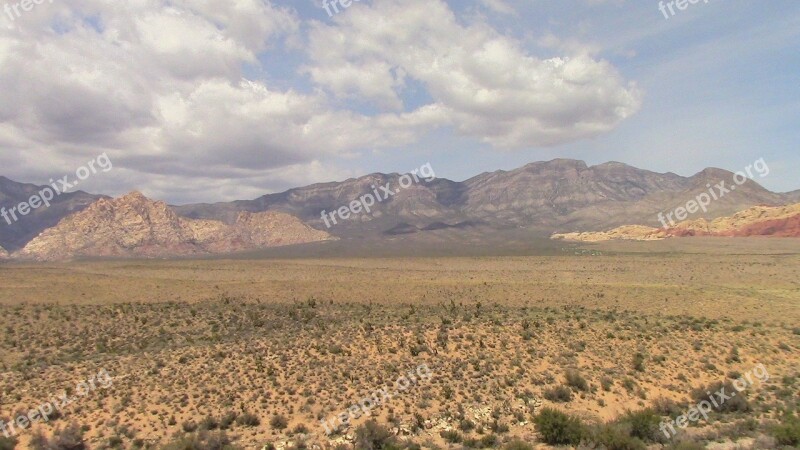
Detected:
[{"left": 1, "top": 159, "right": 798, "bottom": 260}]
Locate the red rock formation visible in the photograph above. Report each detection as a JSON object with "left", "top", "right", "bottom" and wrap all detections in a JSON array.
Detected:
[{"left": 552, "top": 203, "right": 800, "bottom": 242}]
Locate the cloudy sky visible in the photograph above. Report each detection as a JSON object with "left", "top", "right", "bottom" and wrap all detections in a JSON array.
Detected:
[{"left": 0, "top": 0, "right": 797, "bottom": 204}]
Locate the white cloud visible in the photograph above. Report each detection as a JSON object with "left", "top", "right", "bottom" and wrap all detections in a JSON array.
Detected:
[
  {"left": 0, "top": 0, "right": 643, "bottom": 203},
  {"left": 305, "top": 0, "right": 642, "bottom": 148}
]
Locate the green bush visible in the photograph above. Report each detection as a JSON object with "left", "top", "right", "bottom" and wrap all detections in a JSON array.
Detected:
[
  {"left": 533, "top": 407, "right": 586, "bottom": 446},
  {"left": 690, "top": 382, "right": 750, "bottom": 413},
  {"left": 772, "top": 413, "right": 800, "bottom": 447},
  {"left": 591, "top": 424, "right": 646, "bottom": 450},
  {"left": 619, "top": 409, "right": 664, "bottom": 443}
]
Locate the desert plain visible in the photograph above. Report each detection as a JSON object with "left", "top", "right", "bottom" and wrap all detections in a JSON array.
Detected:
[{"left": 0, "top": 237, "right": 798, "bottom": 449}]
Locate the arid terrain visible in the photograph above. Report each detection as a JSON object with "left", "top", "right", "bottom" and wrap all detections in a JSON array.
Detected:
[{"left": 1, "top": 238, "right": 798, "bottom": 449}]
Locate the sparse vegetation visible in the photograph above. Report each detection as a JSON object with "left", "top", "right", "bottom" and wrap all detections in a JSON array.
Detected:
[
  {"left": 0, "top": 254, "right": 796, "bottom": 449},
  {"left": 533, "top": 407, "right": 586, "bottom": 446}
]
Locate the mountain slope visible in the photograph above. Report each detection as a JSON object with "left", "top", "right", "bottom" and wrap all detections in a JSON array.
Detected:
[
  {"left": 3, "top": 159, "right": 797, "bottom": 252},
  {"left": 552, "top": 203, "right": 800, "bottom": 241},
  {"left": 17, "top": 192, "right": 335, "bottom": 261},
  {"left": 175, "top": 159, "right": 787, "bottom": 235},
  {"left": 0, "top": 176, "right": 105, "bottom": 251}
]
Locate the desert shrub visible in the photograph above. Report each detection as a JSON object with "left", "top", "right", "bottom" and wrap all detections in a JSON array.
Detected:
[
  {"left": 0, "top": 437, "right": 16, "bottom": 450},
  {"left": 772, "top": 413, "right": 800, "bottom": 447},
  {"left": 440, "top": 430, "right": 462, "bottom": 443},
  {"left": 479, "top": 434, "right": 498, "bottom": 448},
  {"left": 108, "top": 435, "right": 124, "bottom": 448},
  {"left": 161, "top": 430, "right": 241, "bottom": 450},
  {"left": 651, "top": 397, "right": 682, "bottom": 417},
  {"left": 270, "top": 414, "right": 289, "bottom": 430},
  {"left": 533, "top": 407, "right": 586, "bottom": 446},
  {"left": 200, "top": 416, "right": 219, "bottom": 431},
  {"left": 618, "top": 409, "right": 663, "bottom": 443},
  {"left": 690, "top": 381, "right": 750, "bottom": 413},
  {"left": 565, "top": 369, "right": 589, "bottom": 391},
  {"left": 236, "top": 412, "right": 260, "bottom": 427},
  {"left": 601, "top": 376, "right": 614, "bottom": 392},
  {"left": 183, "top": 421, "right": 199, "bottom": 432},
  {"left": 30, "top": 422, "right": 86, "bottom": 450},
  {"left": 543, "top": 385, "right": 573, "bottom": 402},
  {"left": 219, "top": 412, "right": 237, "bottom": 430},
  {"left": 591, "top": 424, "right": 646, "bottom": 450},
  {"left": 502, "top": 439, "right": 533, "bottom": 450},
  {"left": 354, "top": 420, "right": 396, "bottom": 450},
  {"left": 632, "top": 353, "right": 646, "bottom": 372},
  {"left": 622, "top": 378, "right": 636, "bottom": 392},
  {"left": 489, "top": 420, "right": 509, "bottom": 434}
]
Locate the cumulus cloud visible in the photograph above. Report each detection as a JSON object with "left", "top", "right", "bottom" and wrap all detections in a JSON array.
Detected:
[
  {"left": 306, "top": 0, "right": 642, "bottom": 148},
  {"left": 0, "top": 0, "right": 642, "bottom": 202}
]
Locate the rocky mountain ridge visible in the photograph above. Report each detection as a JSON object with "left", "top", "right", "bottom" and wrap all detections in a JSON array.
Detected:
[
  {"left": 2, "top": 159, "right": 798, "bottom": 257},
  {"left": 16, "top": 192, "right": 335, "bottom": 261},
  {"left": 176, "top": 159, "right": 790, "bottom": 236}
]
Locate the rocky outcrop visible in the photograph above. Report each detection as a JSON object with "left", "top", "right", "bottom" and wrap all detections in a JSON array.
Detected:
[
  {"left": 552, "top": 203, "right": 800, "bottom": 242},
  {"left": 17, "top": 192, "right": 335, "bottom": 261},
  {"left": 666, "top": 203, "right": 800, "bottom": 237},
  {"left": 0, "top": 245, "right": 8, "bottom": 259},
  {"left": 552, "top": 225, "right": 667, "bottom": 242}
]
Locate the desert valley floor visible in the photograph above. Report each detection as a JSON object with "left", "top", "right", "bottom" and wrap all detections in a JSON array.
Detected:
[{"left": 0, "top": 238, "right": 799, "bottom": 449}]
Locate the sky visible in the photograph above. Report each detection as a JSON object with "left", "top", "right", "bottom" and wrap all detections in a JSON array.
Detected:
[{"left": 0, "top": 0, "right": 797, "bottom": 204}]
